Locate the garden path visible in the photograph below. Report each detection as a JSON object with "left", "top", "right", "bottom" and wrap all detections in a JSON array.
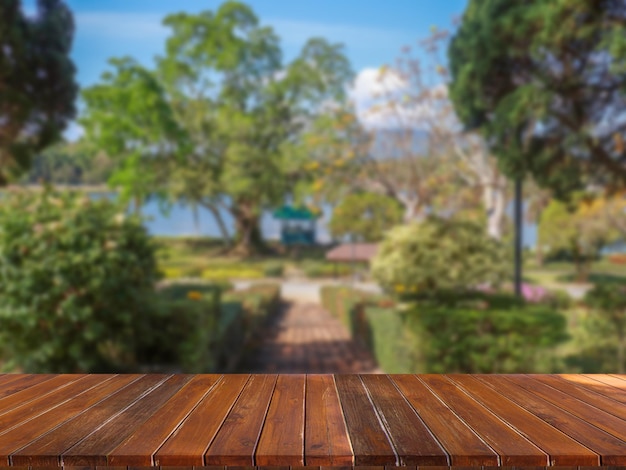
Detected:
[{"left": 243, "top": 301, "right": 381, "bottom": 373}]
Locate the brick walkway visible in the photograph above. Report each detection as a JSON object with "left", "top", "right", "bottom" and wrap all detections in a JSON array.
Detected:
[{"left": 243, "top": 301, "right": 380, "bottom": 373}]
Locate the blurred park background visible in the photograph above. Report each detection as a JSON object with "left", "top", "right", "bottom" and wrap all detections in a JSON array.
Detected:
[{"left": 1, "top": 0, "right": 625, "bottom": 374}]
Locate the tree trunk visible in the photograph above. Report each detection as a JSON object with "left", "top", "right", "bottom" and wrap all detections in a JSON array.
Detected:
[
  {"left": 230, "top": 202, "right": 267, "bottom": 257},
  {"left": 483, "top": 183, "right": 506, "bottom": 239}
]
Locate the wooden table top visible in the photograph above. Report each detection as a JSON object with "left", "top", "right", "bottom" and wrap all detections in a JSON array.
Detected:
[{"left": 0, "top": 374, "right": 624, "bottom": 467}]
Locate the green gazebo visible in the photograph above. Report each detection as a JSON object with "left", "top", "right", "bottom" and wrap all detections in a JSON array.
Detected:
[{"left": 273, "top": 205, "right": 320, "bottom": 245}]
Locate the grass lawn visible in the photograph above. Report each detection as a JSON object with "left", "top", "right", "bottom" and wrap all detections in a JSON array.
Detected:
[
  {"left": 154, "top": 236, "right": 353, "bottom": 280},
  {"left": 524, "top": 257, "right": 626, "bottom": 287}
]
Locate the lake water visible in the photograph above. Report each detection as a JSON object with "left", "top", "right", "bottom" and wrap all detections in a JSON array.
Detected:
[{"left": 93, "top": 193, "right": 540, "bottom": 247}]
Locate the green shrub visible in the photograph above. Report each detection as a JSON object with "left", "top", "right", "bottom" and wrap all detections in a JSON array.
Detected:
[
  {"left": 371, "top": 216, "right": 509, "bottom": 294},
  {"left": 583, "top": 283, "right": 626, "bottom": 372},
  {"left": 304, "top": 261, "right": 353, "bottom": 278},
  {"left": 201, "top": 267, "right": 264, "bottom": 280},
  {"left": 0, "top": 187, "right": 159, "bottom": 372},
  {"left": 263, "top": 261, "right": 285, "bottom": 278},
  {"left": 405, "top": 303, "right": 569, "bottom": 373},
  {"left": 321, "top": 286, "right": 568, "bottom": 374}
]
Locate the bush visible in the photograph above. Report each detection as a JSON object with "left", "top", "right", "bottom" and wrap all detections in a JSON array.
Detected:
[
  {"left": 371, "top": 216, "right": 509, "bottom": 295},
  {"left": 201, "top": 267, "right": 264, "bottom": 280},
  {"left": 263, "top": 261, "right": 285, "bottom": 278},
  {"left": 0, "top": 187, "right": 159, "bottom": 372},
  {"left": 405, "top": 303, "right": 569, "bottom": 373},
  {"left": 583, "top": 283, "right": 626, "bottom": 372},
  {"left": 304, "top": 261, "right": 353, "bottom": 279},
  {"left": 321, "top": 286, "right": 568, "bottom": 373}
]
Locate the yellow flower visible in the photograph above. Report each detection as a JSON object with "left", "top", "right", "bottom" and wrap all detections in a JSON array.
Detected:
[
  {"left": 394, "top": 284, "right": 405, "bottom": 292},
  {"left": 187, "top": 291, "right": 203, "bottom": 301}
]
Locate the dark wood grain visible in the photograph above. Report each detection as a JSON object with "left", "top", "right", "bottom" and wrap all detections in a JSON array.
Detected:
[
  {"left": 304, "top": 375, "right": 353, "bottom": 466},
  {"left": 62, "top": 375, "right": 193, "bottom": 466},
  {"left": 204, "top": 374, "right": 277, "bottom": 466},
  {"left": 391, "top": 375, "right": 498, "bottom": 467},
  {"left": 0, "top": 375, "right": 57, "bottom": 401},
  {"left": 10, "top": 374, "right": 168, "bottom": 467},
  {"left": 448, "top": 374, "right": 599, "bottom": 466},
  {"left": 108, "top": 374, "right": 221, "bottom": 466},
  {"left": 255, "top": 374, "right": 305, "bottom": 466},
  {"left": 0, "top": 375, "right": 82, "bottom": 416},
  {"left": 361, "top": 375, "right": 448, "bottom": 466},
  {"left": 475, "top": 374, "right": 626, "bottom": 466},
  {"left": 505, "top": 375, "right": 626, "bottom": 442},
  {"left": 418, "top": 375, "right": 548, "bottom": 466},
  {"left": 334, "top": 375, "right": 396, "bottom": 466},
  {"left": 0, "top": 375, "right": 139, "bottom": 465},
  {"left": 0, "top": 375, "right": 113, "bottom": 436},
  {"left": 155, "top": 375, "right": 248, "bottom": 467},
  {"left": 533, "top": 374, "right": 626, "bottom": 420}
]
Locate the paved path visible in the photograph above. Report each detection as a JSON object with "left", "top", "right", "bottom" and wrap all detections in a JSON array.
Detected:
[{"left": 243, "top": 301, "right": 380, "bottom": 373}]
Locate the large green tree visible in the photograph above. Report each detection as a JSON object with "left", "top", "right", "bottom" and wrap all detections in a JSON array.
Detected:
[
  {"left": 81, "top": 2, "right": 352, "bottom": 255},
  {"left": 448, "top": 0, "right": 626, "bottom": 197},
  {"left": 0, "top": 0, "right": 77, "bottom": 185}
]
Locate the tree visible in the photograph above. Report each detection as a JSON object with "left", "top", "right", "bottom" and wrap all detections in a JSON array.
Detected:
[
  {"left": 81, "top": 2, "right": 352, "bottom": 255},
  {"left": 449, "top": 0, "right": 626, "bottom": 198},
  {"left": 304, "top": 28, "right": 511, "bottom": 239},
  {"left": 329, "top": 192, "right": 403, "bottom": 242},
  {"left": 538, "top": 196, "right": 619, "bottom": 282},
  {"left": 0, "top": 0, "right": 78, "bottom": 185}
]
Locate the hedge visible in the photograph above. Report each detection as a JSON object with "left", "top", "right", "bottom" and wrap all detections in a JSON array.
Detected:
[{"left": 321, "top": 286, "right": 568, "bottom": 373}]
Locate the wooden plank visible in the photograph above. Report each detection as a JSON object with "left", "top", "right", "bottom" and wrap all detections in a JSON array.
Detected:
[
  {"left": 0, "top": 375, "right": 139, "bottom": 465},
  {"left": 108, "top": 374, "right": 222, "bottom": 466},
  {"left": 505, "top": 375, "right": 626, "bottom": 441},
  {"left": 11, "top": 374, "right": 168, "bottom": 467},
  {"left": 475, "top": 374, "right": 626, "bottom": 466},
  {"left": 418, "top": 375, "right": 548, "bottom": 466},
  {"left": 391, "top": 375, "right": 498, "bottom": 467},
  {"left": 62, "top": 375, "right": 193, "bottom": 466},
  {"left": 204, "top": 374, "right": 277, "bottom": 466},
  {"left": 333, "top": 374, "right": 396, "bottom": 466},
  {"left": 361, "top": 375, "right": 448, "bottom": 466},
  {"left": 534, "top": 374, "right": 626, "bottom": 420},
  {"left": 448, "top": 374, "right": 599, "bottom": 466},
  {"left": 304, "top": 375, "right": 353, "bottom": 466},
  {"left": 580, "top": 374, "right": 626, "bottom": 402},
  {"left": 256, "top": 375, "right": 305, "bottom": 466},
  {"left": 0, "top": 374, "right": 82, "bottom": 416},
  {"left": 0, "top": 374, "right": 56, "bottom": 400},
  {"left": 155, "top": 375, "right": 248, "bottom": 467},
  {"left": 0, "top": 375, "right": 114, "bottom": 435}
]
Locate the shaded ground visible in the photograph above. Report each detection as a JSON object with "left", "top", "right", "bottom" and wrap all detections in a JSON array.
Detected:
[{"left": 241, "top": 301, "right": 380, "bottom": 373}]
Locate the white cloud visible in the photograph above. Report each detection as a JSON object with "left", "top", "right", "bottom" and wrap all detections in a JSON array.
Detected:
[
  {"left": 349, "top": 69, "right": 456, "bottom": 130},
  {"left": 75, "top": 12, "right": 168, "bottom": 40}
]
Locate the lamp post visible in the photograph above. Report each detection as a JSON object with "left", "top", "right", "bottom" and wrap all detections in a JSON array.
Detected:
[{"left": 514, "top": 178, "right": 523, "bottom": 297}]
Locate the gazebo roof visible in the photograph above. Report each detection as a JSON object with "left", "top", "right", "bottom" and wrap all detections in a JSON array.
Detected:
[
  {"left": 325, "top": 243, "right": 378, "bottom": 262},
  {"left": 273, "top": 205, "right": 320, "bottom": 221}
]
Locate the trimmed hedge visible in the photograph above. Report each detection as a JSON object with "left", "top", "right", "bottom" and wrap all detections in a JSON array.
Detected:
[
  {"left": 141, "top": 282, "right": 281, "bottom": 373},
  {"left": 321, "top": 286, "right": 568, "bottom": 373}
]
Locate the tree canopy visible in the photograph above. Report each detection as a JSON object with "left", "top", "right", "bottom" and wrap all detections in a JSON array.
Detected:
[
  {"left": 0, "top": 0, "right": 77, "bottom": 185},
  {"left": 81, "top": 1, "right": 352, "bottom": 254},
  {"left": 448, "top": 0, "right": 626, "bottom": 198}
]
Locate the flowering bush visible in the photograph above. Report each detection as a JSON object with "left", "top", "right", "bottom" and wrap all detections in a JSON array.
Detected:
[
  {"left": 0, "top": 187, "right": 159, "bottom": 372},
  {"left": 521, "top": 283, "right": 550, "bottom": 303},
  {"left": 372, "top": 216, "right": 509, "bottom": 295}
]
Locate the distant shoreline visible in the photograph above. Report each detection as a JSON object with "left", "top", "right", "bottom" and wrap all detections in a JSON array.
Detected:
[{"left": 4, "top": 184, "right": 112, "bottom": 192}]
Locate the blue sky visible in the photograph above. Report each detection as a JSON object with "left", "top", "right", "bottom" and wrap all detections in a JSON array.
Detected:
[{"left": 23, "top": 0, "right": 467, "bottom": 137}]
